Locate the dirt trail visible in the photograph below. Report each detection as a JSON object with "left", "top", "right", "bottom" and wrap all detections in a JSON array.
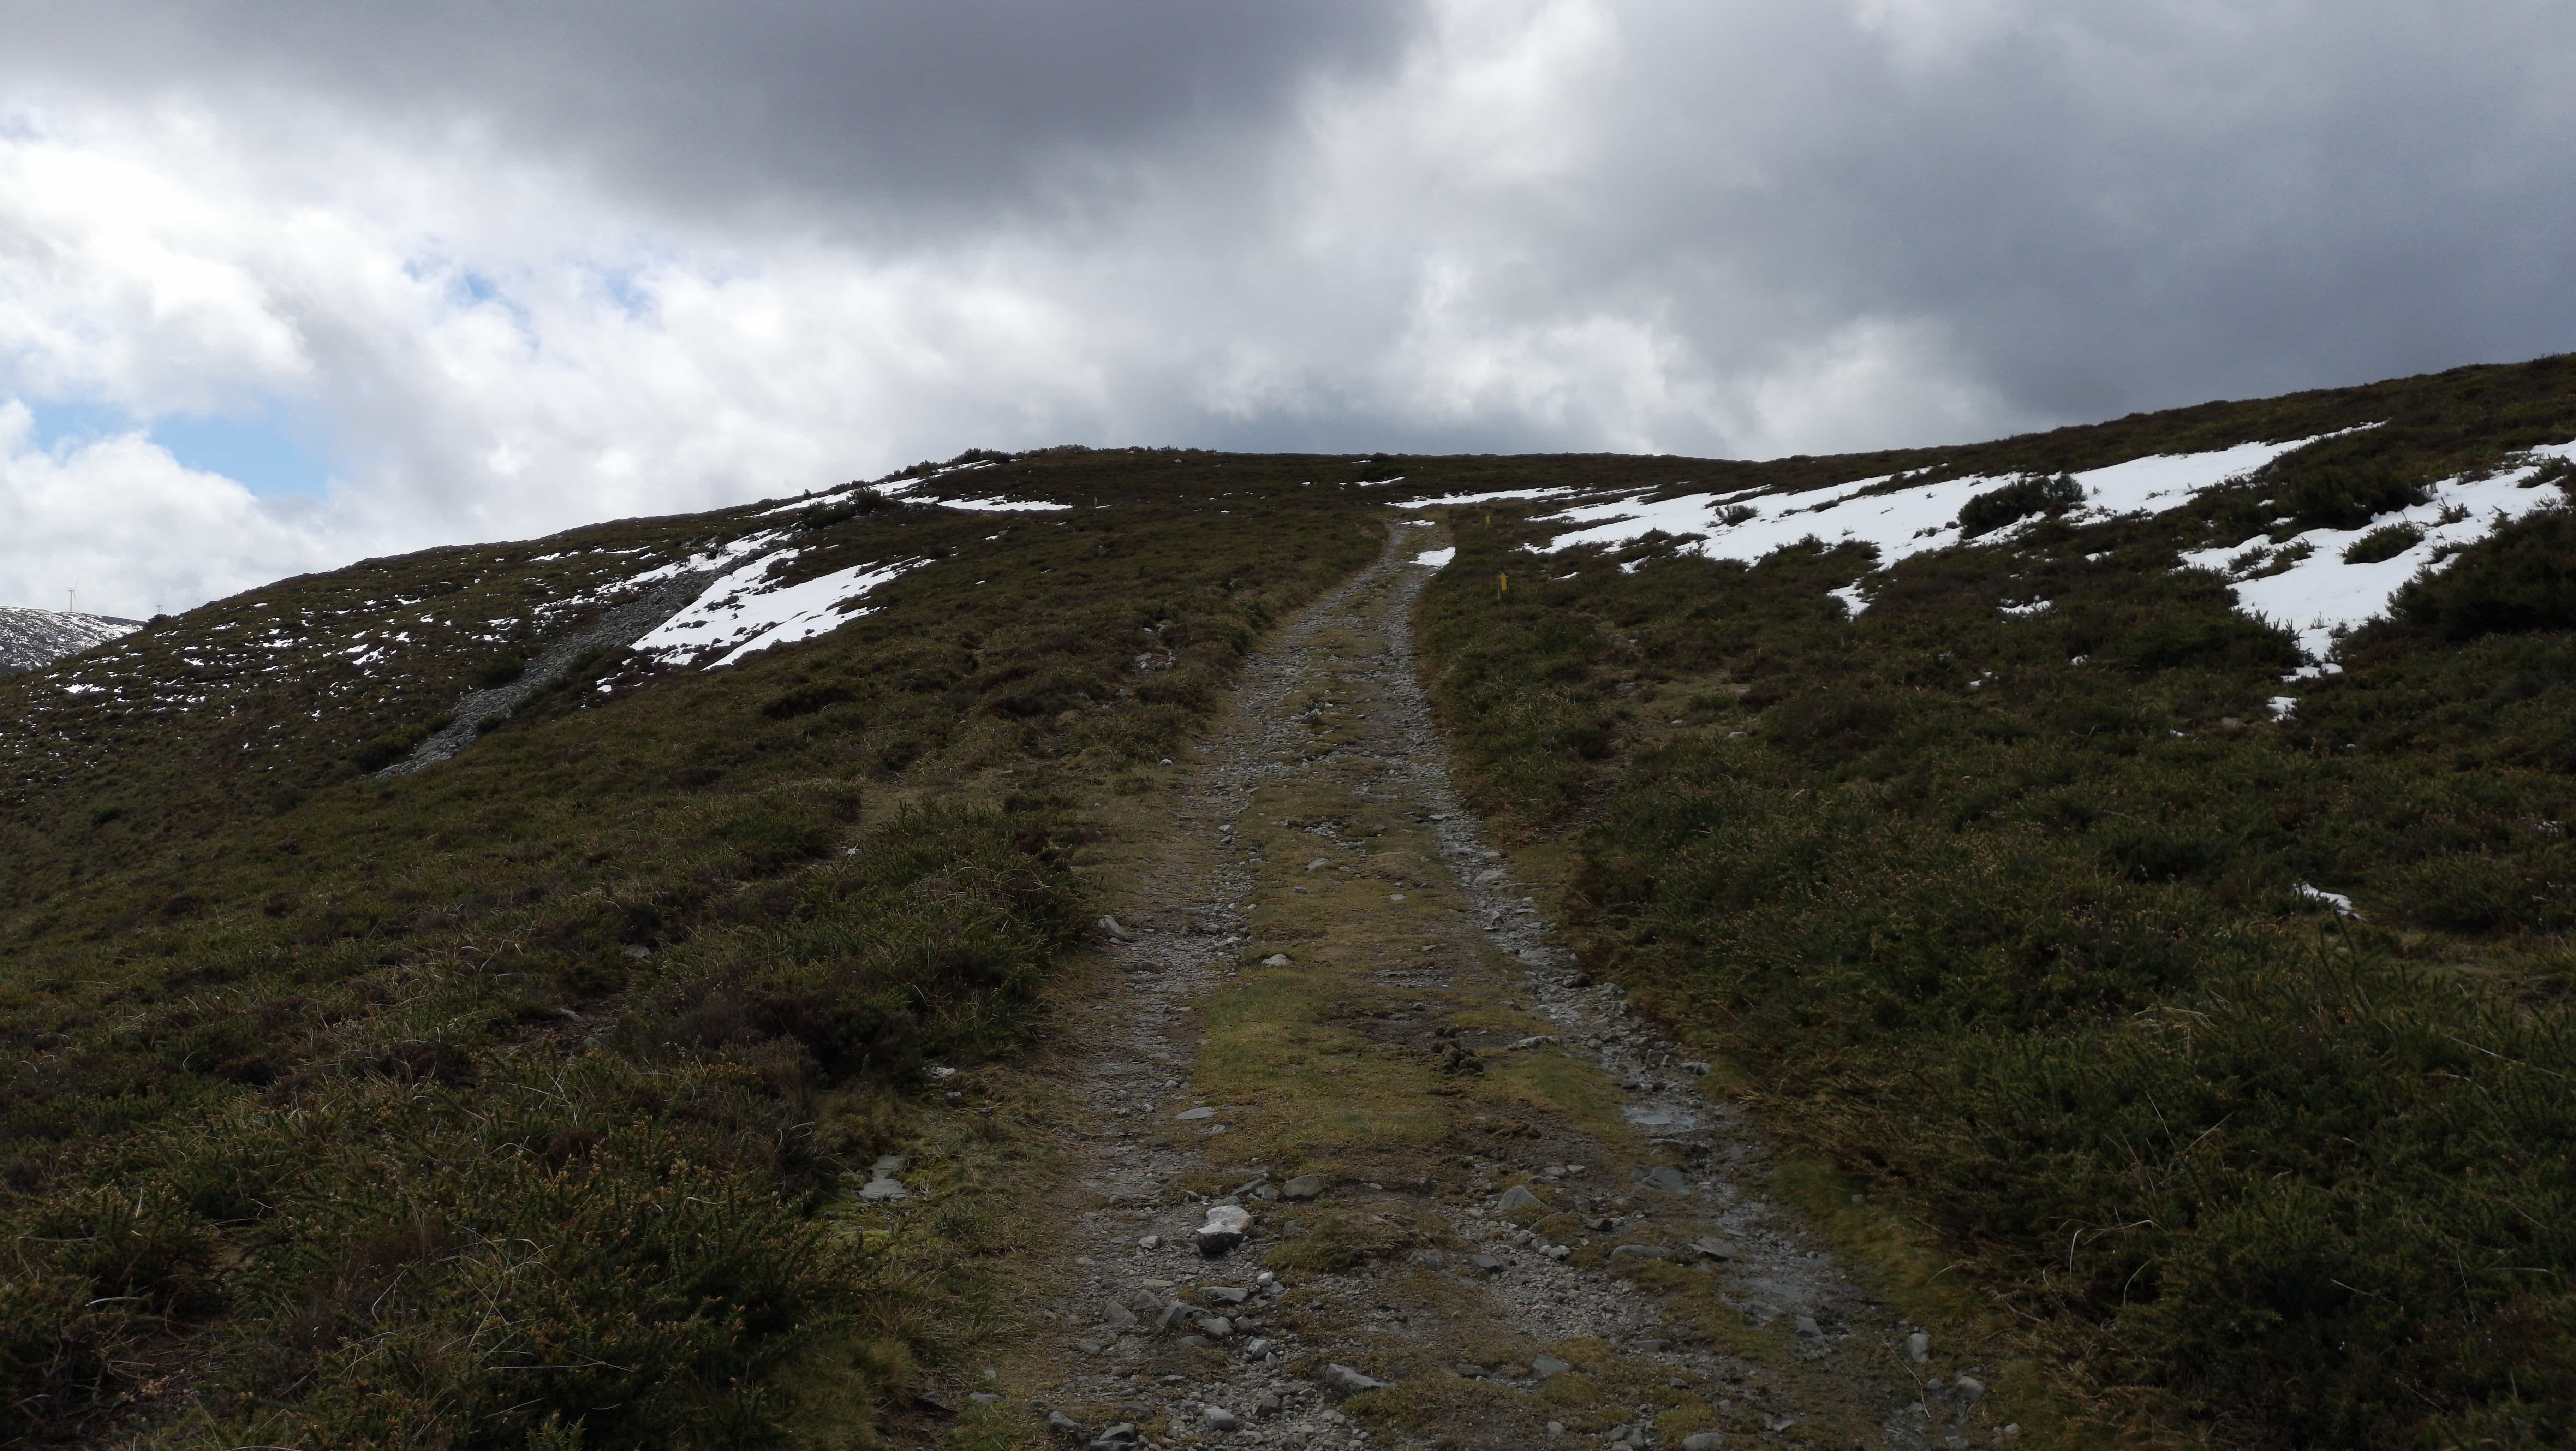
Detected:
[{"left": 1003, "top": 523, "right": 1988, "bottom": 1451}]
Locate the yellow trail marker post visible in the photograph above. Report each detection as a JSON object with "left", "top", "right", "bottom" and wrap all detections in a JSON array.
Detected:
[{"left": 1497, "top": 571, "right": 1508, "bottom": 599}]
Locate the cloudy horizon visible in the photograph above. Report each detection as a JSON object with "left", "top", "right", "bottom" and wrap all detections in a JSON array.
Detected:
[{"left": 5, "top": 0, "right": 2575, "bottom": 617}]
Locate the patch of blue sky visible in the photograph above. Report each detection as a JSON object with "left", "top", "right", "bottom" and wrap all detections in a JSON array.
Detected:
[
  {"left": 26, "top": 400, "right": 129, "bottom": 451},
  {"left": 439, "top": 265, "right": 540, "bottom": 347},
  {"left": 595, "top": 264, "right": 658, "bottom": 322},
  {"left": 151, "top": 411, "right": 334, "bottom": 498},
  {"left": 25, "top": 398, "right": 334, "bottom": 498},
  {"left": 400, "top": 255, "right": 533, "bottom": 326}
]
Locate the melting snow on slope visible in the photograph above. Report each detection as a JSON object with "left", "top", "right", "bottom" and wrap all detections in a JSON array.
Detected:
[
  {"left": 2294, "top": 882, "right": 2358, "bottom": 917},
  {"left": 629, "top": 529, "right": 789, "bottom": 585},
  {"left": 1529, "top": 435, "right": 2345, "bottom": 572},
  {"left": 2178, "top": 446, "right": 2575, "bottom": 671},
  {"left": 868, "top": 462, "right": 1070, "bottom": 512},
  {"left": 1413, "top": 547, "right": 1457, "bottom": 568},
  {"left": 757, "top": 461, "right": 1072, "bottom": 517},
  {"left": 632, "top": 554, "right": 924, "bottom": 668},
  {"left": 1402, "top": 485, "right": 1606, "bottom": 509},
  {"left": 913, "top": 494, "right": 1073, "bottom": 512}
]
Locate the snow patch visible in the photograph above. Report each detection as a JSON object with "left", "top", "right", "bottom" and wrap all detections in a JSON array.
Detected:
[
  {"left": 627, "top": 529, "right": 787, "bottom": 586},
  {"left": 914, "top": 494, "right": 1072, "bottom": 513},
  {"left": 1526, "top": 435, "right": 2348, "bottom": 576},
  {"left": 2294, "top": 882, "right": 2357, "bottom": 917},
  {"left": 1413, "top": 547, "right": 1456, "bottom": 568},
  {"left": 2180, "top": 448, "right": 2572, "bottom": 666},
  {"left": 632, "top": 553, "right": 925, "bottom": 668},
  {"left": 1399, "top": 485, "right": 1610, "bottom": 508}
]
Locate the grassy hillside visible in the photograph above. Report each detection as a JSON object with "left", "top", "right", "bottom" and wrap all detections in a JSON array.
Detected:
[
  {"left": 0, "top": 451, "right": 1385, "bottom": 1447},
  {"left": 1417, "top": 355, "right": 2576, "bottom": 1447},
  {"left": 6, "top": 352, "right": 2575, "bottom": 1448}
]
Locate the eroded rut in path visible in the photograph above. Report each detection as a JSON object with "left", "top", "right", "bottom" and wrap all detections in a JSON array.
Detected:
[{"left": 1001, "top": 523, "right": 1989, "bottom": 1451}]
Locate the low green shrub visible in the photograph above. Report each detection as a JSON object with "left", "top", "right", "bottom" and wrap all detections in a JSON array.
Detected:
[
  {"left": 2341, "top": 521, "right": 2422, "bottom": 563},
  {"left": 1957, "top": 472, "right": 2083, "bottom": 538},
  {"left": 2391, "top": 506, "right": 2576, "bottom": 639}
]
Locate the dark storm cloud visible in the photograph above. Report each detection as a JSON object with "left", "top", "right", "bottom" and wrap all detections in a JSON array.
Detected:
[
  {"left": 1582, "top": 2, "right": 2576, "bottom": 427},
  {"left": 12, "top": 0, "right": 2576, "bottom": 481},
  {"left": 0, "top": 0, "right": 1418, "bottom": 216}
]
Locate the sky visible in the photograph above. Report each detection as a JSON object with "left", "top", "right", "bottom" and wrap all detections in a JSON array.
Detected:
[{"left": 4, "top": 1, "right": 2576, "bottom": 617}]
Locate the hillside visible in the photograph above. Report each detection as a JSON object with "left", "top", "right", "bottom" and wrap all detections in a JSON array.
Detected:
[
  {"left": 0, "top": 355, "right": 2572, "bottom": 1449},
  {"left": 0, "top": 606, "right": 139, "bottom": 674},
  {"left": 1413, "top": 357, "right": 2576, "bottom": 1447}
]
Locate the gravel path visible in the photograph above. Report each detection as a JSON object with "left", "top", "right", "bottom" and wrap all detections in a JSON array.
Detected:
[{"left": 1013, "top": 521, "right": 1994, "bottom": 1451}]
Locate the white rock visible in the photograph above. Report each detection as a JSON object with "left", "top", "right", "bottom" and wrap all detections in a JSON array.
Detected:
[
  {"left": 1196, "top": 1203, "right": 1252, "bottom": 1256},
  {"left": 1321, "top": 1363, "right": 1387, "bottom": 1394}
]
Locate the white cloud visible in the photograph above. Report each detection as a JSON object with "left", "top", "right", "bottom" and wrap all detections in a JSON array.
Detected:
[
  {"left": 4, "top": 2, "right": 2576, "bottom": 613},
  {"left": 0, "top": 402, "right": 338, "bottom": 616}
]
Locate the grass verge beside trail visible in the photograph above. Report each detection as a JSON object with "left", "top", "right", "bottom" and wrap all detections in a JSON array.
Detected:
[{"left": 1417, "top": 407, "right": 2576, "bottom": 1445}]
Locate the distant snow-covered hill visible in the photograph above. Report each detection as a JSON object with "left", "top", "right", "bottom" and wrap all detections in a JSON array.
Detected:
[{"left": 0, "top": 605, "right": 141, "bottom": 674}]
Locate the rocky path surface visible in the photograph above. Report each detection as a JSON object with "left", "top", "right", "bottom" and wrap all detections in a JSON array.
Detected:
[{"left": 999, "top": 522, "right": 2000, "bottom": 1451}]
